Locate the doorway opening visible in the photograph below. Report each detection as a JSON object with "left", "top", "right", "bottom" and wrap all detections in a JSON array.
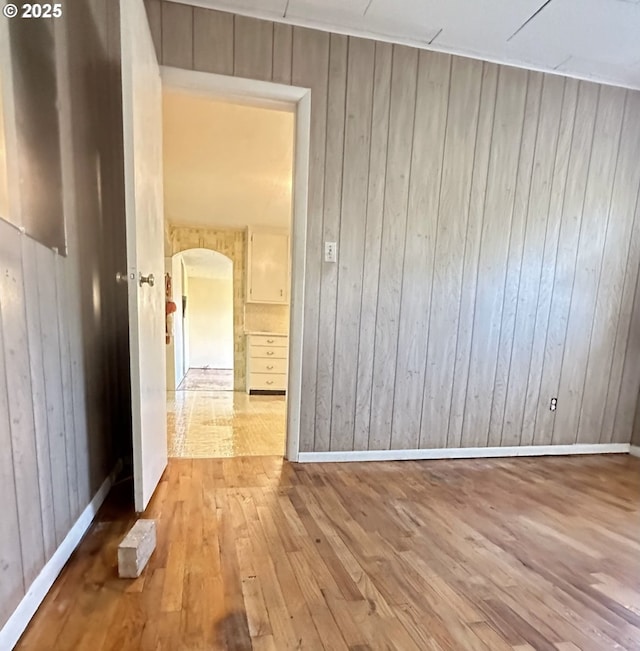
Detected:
[
  {"left": 162, "top": 68, "right": 309, "bottom": 460},
  {"left": 170, "top": 248, "right": 234, "bottom": 391}
]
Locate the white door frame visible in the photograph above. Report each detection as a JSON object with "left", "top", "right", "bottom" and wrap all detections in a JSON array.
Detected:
[{"left": 161, "top": 66, "right": 310, "bottom": 462}]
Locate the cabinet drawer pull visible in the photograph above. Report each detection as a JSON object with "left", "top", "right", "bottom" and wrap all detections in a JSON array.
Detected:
[
  {"left": 267, "top": 338, "right": 274, "bottom": 343},
  {"left": 266, "top": 351, "right": 274, "bottom": 356},
  {"left": 267, "top": 365, "right": 274, "bottom": 370},
  {"left": 266, "top": 380, "right": 273, "bottom": 385}
]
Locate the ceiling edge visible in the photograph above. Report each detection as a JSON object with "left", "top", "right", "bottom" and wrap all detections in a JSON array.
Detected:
[{"left": 169, "top": 0, "right": 640, "bottom": 90}]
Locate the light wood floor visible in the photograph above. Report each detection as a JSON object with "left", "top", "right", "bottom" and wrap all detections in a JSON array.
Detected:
[
  {"left": 167, "top": 389, "right": 286, "bottom": 458},
  {"left": 16, "top": 454, "right": 640, "bottom": 650}
]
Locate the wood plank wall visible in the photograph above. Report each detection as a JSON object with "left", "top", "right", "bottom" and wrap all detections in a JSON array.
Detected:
[
  {"left": 0, "top": 0, "right": 129, "bottom": 629},
  {"left": 146, "top": 0, "right": 640, "bottom": 454}
]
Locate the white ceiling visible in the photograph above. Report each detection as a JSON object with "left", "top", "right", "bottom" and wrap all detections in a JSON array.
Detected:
[
  {"left": 163, "top": 89, "right": 294, "bottom": 230},
  {"left": 176, "top": 0, "right": 640, "bottom": 89},
  {"left": 180, "top": 248, "right": 233, "bottom": 279}
]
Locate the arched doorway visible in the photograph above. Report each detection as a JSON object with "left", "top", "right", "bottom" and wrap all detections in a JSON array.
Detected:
[
  {"left": 167, "top": 228, "right": 246, "bottom": 392},
  {"left": 167, "top": 248, "right": 234, "bottom": 390}
]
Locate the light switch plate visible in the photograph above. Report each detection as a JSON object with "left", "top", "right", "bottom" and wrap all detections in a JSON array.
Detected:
[{"left": 325, "top": 241, "right": 337, "bottom": 263}]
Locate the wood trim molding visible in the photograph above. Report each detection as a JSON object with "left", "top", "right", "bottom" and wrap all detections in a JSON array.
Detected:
[
  {"left": 297, "top": 443, "right": 631, "bottom": 463},
  {"left": 0, "top": 465, "right": 119, "bottom": 650},
  {"left": 630, "top": 445, "right": 640, "bottom": 458}
]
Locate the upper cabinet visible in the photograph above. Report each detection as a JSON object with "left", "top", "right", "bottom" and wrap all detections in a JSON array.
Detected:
[{"left": 246, "top": 227, "right": 290, "bottom": 304}]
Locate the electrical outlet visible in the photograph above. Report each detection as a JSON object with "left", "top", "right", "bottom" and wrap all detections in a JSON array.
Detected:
[
  {"left": 550, "top": 397, "right": 557, "bottom": 412},
  {"left": 325, "top": 241, "right": 337, "bottom": 263}
]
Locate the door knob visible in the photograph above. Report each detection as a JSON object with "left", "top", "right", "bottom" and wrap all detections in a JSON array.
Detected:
[{"left": 139, "top": 273, "right": 155, "bottom": 287}]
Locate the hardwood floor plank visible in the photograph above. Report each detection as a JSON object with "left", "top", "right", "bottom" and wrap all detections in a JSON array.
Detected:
[{"left": 15, "top": 454, "right": 640, "bottom": 650}]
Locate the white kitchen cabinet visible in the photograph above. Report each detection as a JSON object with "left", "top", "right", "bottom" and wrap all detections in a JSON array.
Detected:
[
  {"left": 246, "top": 227, "right": 289, "bottom": 304},
  {"left": 246, "top": 333, "right": 288, "bottom": 393}
]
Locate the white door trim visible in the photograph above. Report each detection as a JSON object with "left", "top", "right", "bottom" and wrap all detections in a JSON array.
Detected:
[{"left": 160, "top": 67, "right": 310, "bottom": 463}]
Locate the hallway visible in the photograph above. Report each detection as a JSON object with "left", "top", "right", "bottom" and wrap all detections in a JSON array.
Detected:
[{"left": 168, "top": 372, "right": 286, "bottom": 458}]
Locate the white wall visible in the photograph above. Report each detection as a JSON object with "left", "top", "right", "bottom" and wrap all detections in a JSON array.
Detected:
[
  {"left": 163, "top": 91, "right": 294, "bottom": 230},
  {"left": 175, "top": 255, "right": 186, "bottom": 386},
  {"left": 165, "top": 253, "right": 187, "bottom": 389},
  {"left": 186, "top": 275, "right": 233, "bottom": 369},
  {"left": 183, "top": 269, "right": 190, "bottom": 373},
  {"left": 165, "top": 257, "right": 175, "bottom": 389}
]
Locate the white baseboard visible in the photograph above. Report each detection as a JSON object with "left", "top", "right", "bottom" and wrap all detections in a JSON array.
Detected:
[
  {"left": 630, "top": 445, "right": 640, "bottom": 458},
  {"left": 297, "top": 443, "right": 631, "bottom": 463},
  {"left": 0, "top": 464, "right": 118, "bottom": 650}
]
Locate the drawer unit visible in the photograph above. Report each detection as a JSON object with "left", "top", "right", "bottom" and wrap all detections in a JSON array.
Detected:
[
  {"left": 250, "top": 358, "right": 288, "bottom": 374},
  {"left": 249, "top": 373, "right": 287, "bottom": 391},
  {"left": 246, "top": 333, "right": 289, "bottom": 394},
  {"left": 249, "top": 345, "right": 287, "bottom": 359},
  {"left": 250, "top": 334, "right": 288, "bottom": 348}
]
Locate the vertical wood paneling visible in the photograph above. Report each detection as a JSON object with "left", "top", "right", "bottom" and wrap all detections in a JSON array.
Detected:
[
  {"left": 501, "top": 75, "right": 564, "bottom": 447},
  {"left": 581, "top": 91, "right": 640, "bottom": 442},
  {"left": 447, "top": 63, "right": 499, "bottom": 448},
  {"left": 634, "top": 391, "right": 640, "bottom": 445},
  {"left": 272, "top": 23, "right": 292, "bottom": 85},
  {"left": 614, "top": 272, "right": 640, "bottom": 442},
  {"left": 532, "top": 81, "right": 598, "bottom": 446},
  {"left": 20, "top": 237, "right": 56, "bottom": 559},
  {"left": 151, "top": 4, "right": 640, "bottom": 454},
  {"left": 352, "top": 42, "right": 392, "bottom": 452},
  {"left": 61, "top": 254, "right": 90, "bottom": 511},
  {"left": 161, "top": 2, "right": 194, "bottom": 68},
  {"left": 418, "top": 57, "right": 481, "bottom": 449},
  {"left": 293, "top": 28, "right": 330, "bottom": 453},
  {"left": 369, "top": 45, "right": 418, "bottom": 450},
  {"left": 0, "top": 282, "right": 24, "bottom": 624},
  {"left": 521, "top": 79, "right": 579, "bottom": 445},
  {"left": 1, "top": 0, "right": 135, "bottom": 632},
  {"left": 314, "top": 34, "right": 347, "bottom": 452},
  {"left": 193, "top": 8, "right": 233, "bottom": 75},
  {"left": 553, "top": 86, "right": 625, "bottom": 444},
  {"left": 461, "top": 67, "right": 527, "bottom": 448},
  {"left": 487, "top": 72, "right": 542, "bottom": 448},
  {"left": 55, "top": 258, "right": 79, "bottom": 519},
  {"left": 35, "top": 245, "right": 72, "bottom": 545},
  {"left": 0, "top": 226, "right": 44, "bottom": 586},
  {"left": 603, "top": 108, "right": 640, "bottom": 442},
  {"left": 391, "top": 50, "right": 450, "bottom": 450},
  {"left": 234, "top": 15, "right": 273, "bottom": 81},
  {"left": 330, "top": 37, "right": 374, "bottom": 451}
]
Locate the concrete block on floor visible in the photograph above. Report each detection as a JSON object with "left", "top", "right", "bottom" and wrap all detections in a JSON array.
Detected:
[{"left": 118, "top": 519, "right": 156, "bottom": 578}]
